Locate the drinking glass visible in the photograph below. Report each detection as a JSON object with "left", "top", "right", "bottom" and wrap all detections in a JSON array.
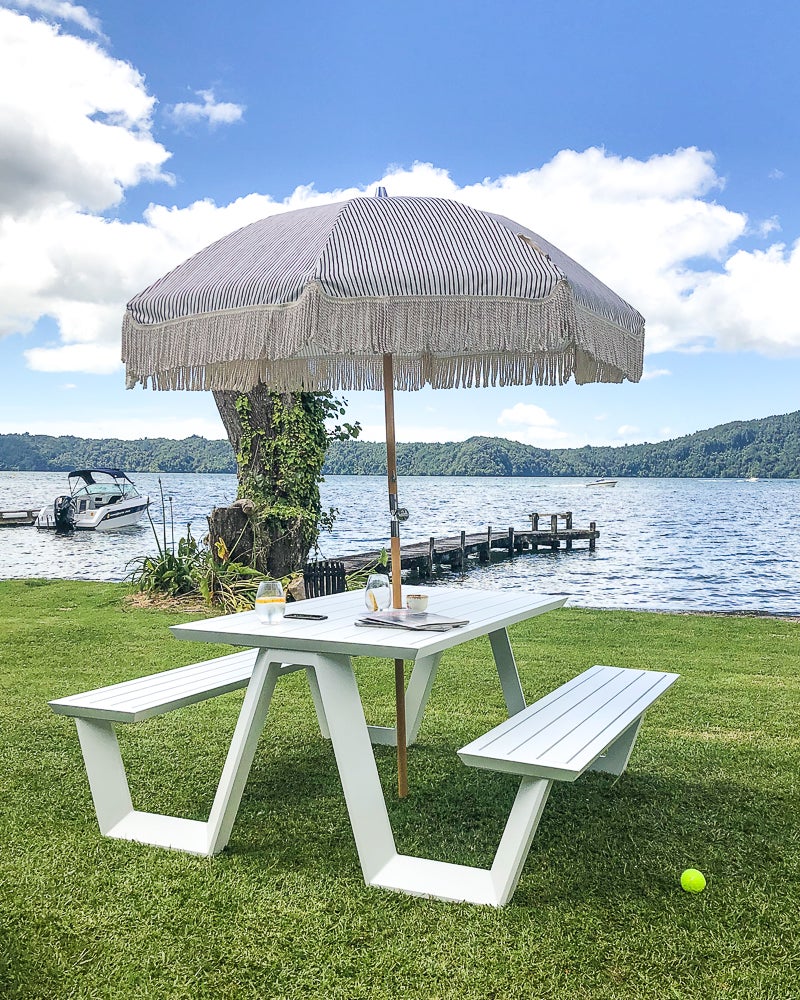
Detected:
[
  {"left": 364, "top": 573, "right": 391, "bottom": 612},
  {"left": 254, "top": 580, "right": 286, "bottom": 623}
]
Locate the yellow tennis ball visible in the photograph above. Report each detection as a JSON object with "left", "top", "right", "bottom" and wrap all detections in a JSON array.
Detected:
[{"left": 680, "top": 868, "right": 706, "bottom": 893}]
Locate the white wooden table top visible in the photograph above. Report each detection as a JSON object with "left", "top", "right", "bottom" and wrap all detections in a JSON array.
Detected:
[{"left": 170, "top": 587, "right": 568, "bottom": 660}]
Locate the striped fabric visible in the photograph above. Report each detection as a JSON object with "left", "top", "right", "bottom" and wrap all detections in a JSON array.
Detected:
[{"left": 123, "top": 196, "right": 645, "bottom": 392}]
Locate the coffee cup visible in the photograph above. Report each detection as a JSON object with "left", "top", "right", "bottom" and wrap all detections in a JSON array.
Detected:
[{"left": 406, "top": 593, "right": 429, "bottom": 613}]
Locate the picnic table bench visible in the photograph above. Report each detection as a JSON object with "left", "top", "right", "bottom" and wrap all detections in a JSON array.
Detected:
[
  {"left": 372, "top": 664, "right": 679, "bottom": 906},
  {"left": 49, "top": 649, "right": 259, "bottom": 723}
]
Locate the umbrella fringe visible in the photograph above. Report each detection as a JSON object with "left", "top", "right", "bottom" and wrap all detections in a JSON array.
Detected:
[{"left": 122, "top": 280, "right": 643, "bottom": 392}]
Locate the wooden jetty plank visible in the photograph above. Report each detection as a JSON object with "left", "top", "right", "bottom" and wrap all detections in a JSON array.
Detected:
[
  {"left": 0, "top": 509, "right": 37, "bottom": 527},
  {"left": 337, "top": 512, "right": 599, "bottom": 579}
]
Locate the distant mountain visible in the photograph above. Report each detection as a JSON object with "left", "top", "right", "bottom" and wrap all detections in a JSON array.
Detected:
[
  {"left": 323, "top": 411, "right": 800, "bottom": 478},
  {"left": 0, "top": 434, "right": 236, "bottom": 474},
  {"left": 1, "top": 410, "right": 798, "bottom": 478}
]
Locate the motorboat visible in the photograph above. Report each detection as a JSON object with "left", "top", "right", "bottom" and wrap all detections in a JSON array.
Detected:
[
  {"left": 586, "top": 478, "right": 618, "bottom": 487},
  {"left": 35, "top": 469, "right": 150, "bottom": 532}
]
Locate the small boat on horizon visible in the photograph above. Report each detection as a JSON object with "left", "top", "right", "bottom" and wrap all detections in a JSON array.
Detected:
[
  {"left": 35, "top": 469, "right": 150, "bottom": 532},
  {"left": 586, "top": 478, "right": 618, "bottom": 487}
]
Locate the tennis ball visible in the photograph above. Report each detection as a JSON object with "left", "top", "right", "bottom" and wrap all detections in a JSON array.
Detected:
[{"left": 680, "top": 868, "right": 706, "bottom": 893}]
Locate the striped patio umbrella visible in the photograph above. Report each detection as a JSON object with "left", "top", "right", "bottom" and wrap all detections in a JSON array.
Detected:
[{"left": 123, "top": 191, "right": 645, "bottom": 796}]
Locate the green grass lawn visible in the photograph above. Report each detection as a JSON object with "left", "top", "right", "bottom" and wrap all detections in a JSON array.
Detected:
[{"left": 1, "top": 579, "right": 798, "bottom": 999}]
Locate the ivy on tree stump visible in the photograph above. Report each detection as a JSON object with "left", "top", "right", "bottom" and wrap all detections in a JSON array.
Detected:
[{"left": 209, "top": 385, "right": 358, "bottom": 578}]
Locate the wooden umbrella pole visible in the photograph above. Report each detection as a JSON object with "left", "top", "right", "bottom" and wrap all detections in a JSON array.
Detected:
[{"left": 383, "top": 353, "right": 408, "bottom": 798}]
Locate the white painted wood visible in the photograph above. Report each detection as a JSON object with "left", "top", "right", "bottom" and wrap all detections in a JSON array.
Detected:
[
  {"left": 58, "top": 653, "right": 326, "bottom": 855},
  {"left": 367, "top": 652, "right": 443, "bottom": 747},
  {"left": 368, "top": 777, "right": 552, "bottom": 906},
  {"left": 169, "top": 589, "right": 568, "bottom": 662},
  {"left": 587, "top": 716, "right": 644, "bottom": 776},
  {"left": 107, "top": 813, "right": 210, "bottom": 854},
  {"left": 458, "top": 665, "right": 679, "bottom": 781},
  {"left": 57, "top": 587, "right": 579, "bottom": 904},
  {"left": 488, "top": 628, "right": 526, "bottom": 716},
  {"left": 50, "top": 649, "right": 259, "bottom": 722},
  {"left": 369, "top": 855, "right": 498, "bottom": 904},
  {"left": 304, "top": 666, "right": 330, "bottom": 739},
  {"left": 74, "top": 718, "right": 133, "bottom": 834},
  {"left": 311, "top": 653, "right": 397, "bottom": 882},
  {"left": 206, "top": 652, "right": 284, "bottom": 854},
  {"left": 489, "top": 777, "right": 552, "bottom": 905}
]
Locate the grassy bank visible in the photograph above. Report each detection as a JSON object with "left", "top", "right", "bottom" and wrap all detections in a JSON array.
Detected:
[{"left": 1, "top": 579, "right": 798, "bottom": 999}]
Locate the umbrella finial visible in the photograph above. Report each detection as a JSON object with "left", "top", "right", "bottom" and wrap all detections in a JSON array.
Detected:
[{"left": 374, "top": 185, "right": 389, "bottom": 198}]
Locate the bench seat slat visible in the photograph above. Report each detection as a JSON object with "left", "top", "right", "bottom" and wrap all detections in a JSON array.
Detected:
[
  {"left": 49, "top": 649, "right": 259, "bottom": 723},
  {"left": 534, "top": 670, "right": 676, "bottom": 769},
  {"left": 458, "top": 665, "right": 679, "bottom": 782},
  {"left": 53, "top": 653, "right": 252, "bottom": 709}
]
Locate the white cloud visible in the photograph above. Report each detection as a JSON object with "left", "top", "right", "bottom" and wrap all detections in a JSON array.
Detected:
[
  {"left": 359, "top": 421, "right": 473, "bottom": 443},
  {"left": 6, "top": 0, "right": 102, "bottom": 35},
  {"left": 496, "top": 402, "right": 571, "bottom": 447},
  {"left": 497, "top": 402, "right": 558, "bottom": 428},
  {"left": 617, "top": 424, "right": 640, "bottom": 436},
  {"left": 757, "top": 216, "right": 780, "bottom": 237},
  {"left": 0, "top": 415, "right": 227, "bottom": 439},
  {"left": 3, "top": 5, "right": 800, "bottom": 384},
  {"left": 682, "top": 241, "right": 800, "bottom": 355},
  {"left": 641, "top": 368, "right": 671, "bottom": 380},
  {"left": 169, "top": 89, "right": 245, "bottom": 128},
  {"left": 0, "top": 9, "right": 169, "bottom": 217},
  {"left": 24, "top": 341, "right": 122, "bottom": 373},
  {"left": 769, "top": 169, "right": 784, "bottom": 180}
]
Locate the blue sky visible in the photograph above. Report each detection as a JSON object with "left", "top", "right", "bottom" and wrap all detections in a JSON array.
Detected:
[{"left": 2, "top": 0, "right": 800, "bottom": 448}]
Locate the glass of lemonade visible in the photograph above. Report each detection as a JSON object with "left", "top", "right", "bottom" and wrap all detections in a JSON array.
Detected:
[
  {"left": 364, "top": 573, "right": 391, "bottom": 612},
  {"left": 254, "top": 580, "right": 286, "bottom": 623}
]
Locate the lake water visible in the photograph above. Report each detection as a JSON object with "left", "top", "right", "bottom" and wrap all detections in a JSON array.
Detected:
[{"left": 1, "top": 471, "right": 798, "bottom": 615}]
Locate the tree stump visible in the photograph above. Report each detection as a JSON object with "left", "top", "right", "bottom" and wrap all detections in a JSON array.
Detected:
[
  {"left": 210, "top": 385, "right": 328, "bottom": 578},
  {"left": 206, "top": 504, "right": 308, "bottom": 578}
]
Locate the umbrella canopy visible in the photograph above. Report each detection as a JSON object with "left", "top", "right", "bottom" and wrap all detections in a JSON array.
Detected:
[
  {"left": 122, "top": 194, "right": 645, "bottom": 798},
  {"left": 123, "top": 196, "right": 644, "bottom": 393}
]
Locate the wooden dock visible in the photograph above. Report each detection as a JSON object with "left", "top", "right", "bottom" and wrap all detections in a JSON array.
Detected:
[
  {"left": 338, "top": 512, "right": 598, "bottom": 579},
  {"left": 0, "top": 508, "right": 37, "bottom": 527}
]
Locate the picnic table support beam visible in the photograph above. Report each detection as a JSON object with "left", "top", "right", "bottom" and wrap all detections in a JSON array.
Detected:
[{"left": 488, "top": 629, "right": 526, "bottom": 716}]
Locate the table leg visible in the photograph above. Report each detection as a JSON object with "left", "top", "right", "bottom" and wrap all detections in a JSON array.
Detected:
[
  {"left": 74, "top": 718, "right": 133, "bottom": 835},
  {"left": 367, "top": 652, "right": 443, "bottom": 747},
  {"left": 305, "top": 667, "right": 330, "bottom": 738},
  {"left": 489, "top": 628, "right": 526, "bottom": 716},
  {"left": 311, "top": 653, "right": 397, "bottom": 882},
  {"left": 206, "top": 651, "right": 285, "bottom": 854},
  {"left": 74, "top": 651, "right": 288, "bottom": 857}
]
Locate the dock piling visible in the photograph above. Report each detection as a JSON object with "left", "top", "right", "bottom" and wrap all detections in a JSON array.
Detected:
[{"left": 334, "top": 512, "right": 599, "bottom": 580}]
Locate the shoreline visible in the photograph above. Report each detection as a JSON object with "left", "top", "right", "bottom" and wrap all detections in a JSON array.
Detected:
[{"left": 2, "top": 578, "right": 797, "bottom": 620}]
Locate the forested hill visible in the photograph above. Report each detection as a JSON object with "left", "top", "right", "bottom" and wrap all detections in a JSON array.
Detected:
[
  {"left": 1, "top": 410, "right": 799, "bottom": 477},
  {"left": 0, "top": 434, "right": 236, "bottom": 474},
  {"left": 328, "top": 409, "right": 800, "bottom": 478}
]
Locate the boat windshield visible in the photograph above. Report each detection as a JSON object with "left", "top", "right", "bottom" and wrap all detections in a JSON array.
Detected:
[{"left": 69, "top": 474, "right": 140, "bottom": 499}]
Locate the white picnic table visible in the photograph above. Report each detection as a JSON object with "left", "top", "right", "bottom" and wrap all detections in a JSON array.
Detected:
[
  {"left": 51, "top": 586, "right": 678, "bottom": 905},
  {"left": 167, "top": 589, "right": 563, "bottom": 888}
]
